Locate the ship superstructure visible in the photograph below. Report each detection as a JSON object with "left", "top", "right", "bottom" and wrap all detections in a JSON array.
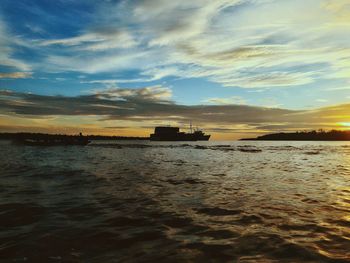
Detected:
[{"left": 150, "top": 126, "right": 210, "bottom": 141}]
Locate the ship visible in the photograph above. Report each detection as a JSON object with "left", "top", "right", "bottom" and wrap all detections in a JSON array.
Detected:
[{"left": 150, "top": 124, "right": 210, "bottom": 141}]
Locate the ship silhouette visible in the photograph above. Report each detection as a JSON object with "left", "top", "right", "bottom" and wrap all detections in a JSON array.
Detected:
[{"left": 150, "top": 124, "right": 210, "bottom": 141}]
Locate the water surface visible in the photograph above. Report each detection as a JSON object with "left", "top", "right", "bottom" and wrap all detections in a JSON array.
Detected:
[{"left": 1, "top": 140, "right": 349, "bottom": 262}]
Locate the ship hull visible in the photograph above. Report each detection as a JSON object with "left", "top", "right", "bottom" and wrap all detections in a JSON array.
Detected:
[
  {"left": 197, "top": 135, "right": 210, "bottom": 141},
  {"left": 150, "top": 134, "right": 210, "bottom": 141}
]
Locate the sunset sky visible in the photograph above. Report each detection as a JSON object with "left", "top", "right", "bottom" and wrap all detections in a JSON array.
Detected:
[{"left": 1, "top": 0, "right": 350, "bottom": 139}]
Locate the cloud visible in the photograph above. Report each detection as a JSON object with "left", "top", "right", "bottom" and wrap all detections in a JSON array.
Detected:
[
  {"left": 0, "top": 72, "right": 32, "bottom": 79},
  {"left": 323, "top": 0, "right": 350, "bottom": 23},
  {"left": 204, "top": 96, "right": 247, "bottom": 105},
  {"left": 80, "top": 76, "right": 162, "bottom": 86},
  {"left": 2, "top": 0, "right": 350, "bottom": 99},
  {"left": 93, "top": 86, "right": 172, "bottom": 103},
  {"left": 0, "top": 17, "right": 32, "bottom": 71},
  {"left": 132, "top": 0, "right": 350, "bottom": 88},
  {"left": 326, "top": 86, "right": 350, "bottom": 91},
  {"left": 44, "top": 50, "right": 148, "bottom": 73},
  {"left": 40, "top": 29, "right": 137, "bottom": 51},
  {"left": 5, "top": 0, "right": 347, "bottom": 91},
  {"left": 25, "top": 23, "right": 45, "bottom": 34},
  {"left": 1, "top": 88, "right": 349, "bottom": 135},
  {"left": 133, "top": 0, "right": 241, "bottom": 46}
]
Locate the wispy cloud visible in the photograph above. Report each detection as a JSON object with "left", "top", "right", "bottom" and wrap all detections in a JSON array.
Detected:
[
  {"left": 81, "top": 76, "right": 163, "bottom": 86},
  {"left": 44, "top": 50, "right": 148, "bottom": 73},
  {"left": 204, "top": 96, "right": 247, "bottom": 105},
  {"left": 3, "top": 0, "right": 349, "bottom": 90},
  {"left": 40, "top": 29, "right": 137, "bottom": 51},
  {"left": 0, "top": 16, "right": 32, "bottom": 71},
  {"left": 0, "top": 72, "right": 32, "bottom": 79}
]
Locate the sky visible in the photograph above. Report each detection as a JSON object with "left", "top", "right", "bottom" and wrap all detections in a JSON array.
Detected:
[{"left": 0, "top": 0, "right": 350, "bottom": 140}]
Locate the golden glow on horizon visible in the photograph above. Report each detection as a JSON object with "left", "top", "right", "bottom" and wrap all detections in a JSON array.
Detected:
[
  {"left": 2, "top": 102, "right": 350, "bottom": 140},
  {"left": 338, "top": 122, "right": 350, "bottom": 128},
  {"left": 0, "top": 111, "right": 274, "bottom": 139}
]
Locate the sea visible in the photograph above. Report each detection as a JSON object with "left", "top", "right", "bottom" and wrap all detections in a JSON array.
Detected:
[{"left": 0, "top": 140, "right": 349, "bottom": 262}]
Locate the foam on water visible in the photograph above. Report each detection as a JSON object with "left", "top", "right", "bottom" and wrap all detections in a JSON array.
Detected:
[{"left": 0, "top": 140, "right": 350, "bottom": 262}]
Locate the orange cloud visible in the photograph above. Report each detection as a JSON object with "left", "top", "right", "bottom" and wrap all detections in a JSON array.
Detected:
[{"left": 0, "top": 72, "right": 32, "bottom": 79}]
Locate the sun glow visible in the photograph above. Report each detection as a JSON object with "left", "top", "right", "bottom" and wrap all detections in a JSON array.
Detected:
[{"left": 338, "top": 122, "right": 350, "bottom": 128}]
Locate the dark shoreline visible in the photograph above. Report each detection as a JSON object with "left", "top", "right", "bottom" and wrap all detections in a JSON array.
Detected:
[
  {"left": 241, "top": 130, "right": 350, "bottom": 141},
  {"left": 0, "top": 132, "right": 150, "bottom": 141}
]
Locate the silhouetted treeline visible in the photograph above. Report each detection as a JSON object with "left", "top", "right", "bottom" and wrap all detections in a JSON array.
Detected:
[
  {"left": 0, "top": 133, "right": 149, "bottom": 141},
  {"left": 241, "top": 130, "right": 350, "bottom": 141}
]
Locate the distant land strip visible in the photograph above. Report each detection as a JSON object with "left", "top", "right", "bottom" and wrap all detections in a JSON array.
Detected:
[
  {"left": 241, "top": 130, "right": 350, "bottom": 141},
  {"left": 0, "top": 133, "right": 149, "bottom": 141},
  {"left": 2, "top": 130, "right": 350, "bottom": 141}
]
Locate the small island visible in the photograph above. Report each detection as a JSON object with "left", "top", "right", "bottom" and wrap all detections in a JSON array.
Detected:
[{"left": 241, "top": 130, "right": 350, "bottom": 141}]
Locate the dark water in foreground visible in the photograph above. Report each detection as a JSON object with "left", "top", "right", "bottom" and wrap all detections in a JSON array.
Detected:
[{"left": 1, "top": 140, "right": 350, "bottom": 262}]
